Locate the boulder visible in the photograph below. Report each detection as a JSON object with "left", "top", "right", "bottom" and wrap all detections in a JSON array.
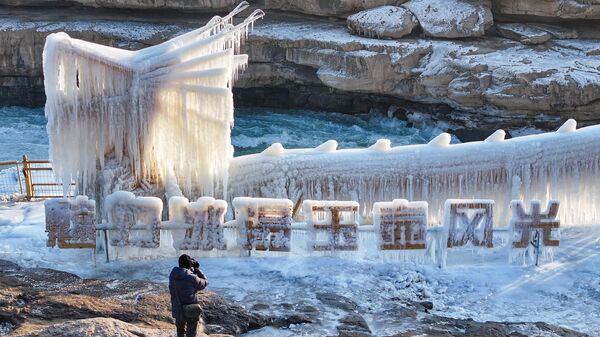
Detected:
[
  {"left": 402, "top": 0, "right": 494, "bottom": 38},
  {"left": 12, "top": 318, "right": 177, "bottom": 337},
  {"left": 496, "top": 23, "right": 552, "bottom": 45},
  {"left": 347, "top": 6, "right": 418, "bottom": 39},
  {"left": 492, "top": 0, "right": 600, "bottom": 20}
]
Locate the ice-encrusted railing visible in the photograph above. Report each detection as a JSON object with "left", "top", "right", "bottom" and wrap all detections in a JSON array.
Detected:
[
  {"left": 43, "top": 2, "right": 264, "bottom": 197},
  {"left": 228, "top": 119, "right": 600, "bottom": 227},
  {"left": 48, "top": 194, "right": 562, "bottom": 266},
  {"left": 45, "top": 196, "right": 96, "bottom": 249}
]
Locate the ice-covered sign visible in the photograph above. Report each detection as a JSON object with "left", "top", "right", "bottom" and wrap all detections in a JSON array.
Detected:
[
  {"left": 373, "top": 199, "right": 428, "bottom": 250},
  {"left": 233, "top": 197, "right": 293, "bottom": 252},
  {"left": 303, "top": 200, "right": 359, "bottom": 251},
  {"left": 167, "top": 196, "right": 227, "bottom": 251},
  {"left": 510, "top": 200, "right": 560, "bottom": 248},
  {"left": 105, "top": 191, "right": 162, "bottom": 248},
  {"left": 43, "top": 2, "right": 264, "bottom": 197},
  {"left": 45, "top": 196, "right": 96, "bottom": 249},
  {"left": 444, "top": 199, "right": 494, "bottom": 248}
]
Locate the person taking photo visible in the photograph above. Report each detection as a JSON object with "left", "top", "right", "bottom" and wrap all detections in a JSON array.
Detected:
[{"left": 169, "top": 254, "right": 209, "bottom": 337}]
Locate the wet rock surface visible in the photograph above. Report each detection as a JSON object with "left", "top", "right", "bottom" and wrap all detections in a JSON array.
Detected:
[{"left": 0, "top": 260, "right": 266, "bottom": 336}]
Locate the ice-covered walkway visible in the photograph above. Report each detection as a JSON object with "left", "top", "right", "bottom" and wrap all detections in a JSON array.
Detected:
[{"left": 1, "top": 201, "right": 599, "bottom": 336}]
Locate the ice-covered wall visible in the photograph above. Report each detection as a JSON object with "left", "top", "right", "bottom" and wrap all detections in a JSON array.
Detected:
[
  {"left": 43, "top": 2, "right": 263, "bottom": 198},
  {"left": 45, "top": 195, "right": 96, "bottom": 248},
  {"left": 229, "top": 120, "right": 600, "bottom": 226},
  {"left": 166, "top": 196, "right": 227, "bottom": 251},
  {"left": 233, "top": 197, "right": 293, "bottom": 252}
]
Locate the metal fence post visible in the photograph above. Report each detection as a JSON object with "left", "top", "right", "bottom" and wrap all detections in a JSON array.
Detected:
[
  {"left": 23, "top": 155, "right": 33, "bottom": 201},
  {"left": 15, "top": 161, "right": 23, "bottom": 194}
]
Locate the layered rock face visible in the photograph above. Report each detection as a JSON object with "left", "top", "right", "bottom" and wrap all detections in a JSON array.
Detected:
[
  {"left": 258, "top": 0, "right": 405, "bottom": 17},
  {"left": 0, "top": 0, "right": 236, "bottom": 10},
  {"left": 240, "top": 20, "right": 600, "bottom": 128},
  {"left": 493, "top": 0, "right": 600, "bottom": 20},
  {"left": 1, "top": 0, "right": 600, "bottom": 130}
]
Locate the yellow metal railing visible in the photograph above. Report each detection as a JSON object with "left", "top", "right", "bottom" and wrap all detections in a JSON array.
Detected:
[{"left": 0, "top": 156, "right": 74, "bottom": 200}]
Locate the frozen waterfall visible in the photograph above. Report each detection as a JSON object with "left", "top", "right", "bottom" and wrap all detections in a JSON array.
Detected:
[{"left": 43, "top": 2, "right": 264, "bottom": 197}]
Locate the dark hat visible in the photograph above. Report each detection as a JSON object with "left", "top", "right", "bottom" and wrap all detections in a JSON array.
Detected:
[{"left": 178, "top": 254, "right": 193, "bottom": 269}]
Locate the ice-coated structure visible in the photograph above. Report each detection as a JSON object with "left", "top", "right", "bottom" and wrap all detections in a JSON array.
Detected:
[
  {"left": 45, "top": 196, "right": 96, "bottom": 248},
  {"left": 232, "top": 197, "right": 293, "bottom": 252},
  {"left": 229, "top": 120, "right": 600, "bottom": 226},
  {"left": 166, "top": 196, "right": 227, "bottom": 251},
  {"left": 510, "top": 200, "right": 560, "bottom": 249},
  {"left": 104, "top": 191, "right": 162, "bottom": 248},
  {"left": 43, "top": 2, "right": 264, "bottom": 197},
  {"left": 303, "top": 200, "right": 359, "bottom": 251},
  {"left": 444, "top": 199, "right": 494, "bottom": 249},
  {"left": 372, "top": 199, "right": 428, "bottom": 250}
]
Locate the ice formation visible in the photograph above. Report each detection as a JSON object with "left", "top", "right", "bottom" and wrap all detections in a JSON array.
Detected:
[
  {"left": 229, "top": 121, "right": 600, "bottom": 226},
  {"left": 104, "top": 191, "right": 162, "bottom": 248},
  {"left": 443, "top": 199, "right": 494, "bottom": 249},
  {"left": 303, "top": 200, "right": 360, "bottom": 251},
  {"left": 165, "top": 196, "right": 227, "bottom": 251},
  {"left": 232, "top": 197, "right": 293, "bottom": 252},
  {"left": 45, "top": 196, "right": 96, "bottom": 248},
  {"left": 43, "top": 2, "right": 264, "bottom": 197},
  {"left": 510, "top": 200, "right": 560, "bottom": 249},
  {"left": 372, "top": 199, "right": 428, "bottom": 250}
]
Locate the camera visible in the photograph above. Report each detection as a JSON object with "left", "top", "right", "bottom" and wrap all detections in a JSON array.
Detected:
[{"left": 191, "top": 258, "right": 200, "bottom": 269}]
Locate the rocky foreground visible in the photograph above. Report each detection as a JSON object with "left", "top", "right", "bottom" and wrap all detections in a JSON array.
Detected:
[{"left": 0, "top": 259, "right": 588, "bottom": 337}]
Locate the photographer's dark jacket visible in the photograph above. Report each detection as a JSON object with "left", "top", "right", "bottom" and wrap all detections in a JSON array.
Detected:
[{"left": 169, "top": 267, "right": 208, "bottom": 320}]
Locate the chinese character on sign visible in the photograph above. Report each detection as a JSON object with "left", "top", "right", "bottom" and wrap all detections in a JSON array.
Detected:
[
  {"left": 444, "top": 199, "right": 494, "bottom": 248},
  {"left": 304, "top": 201, "right": 359, "bottom": 251},
  {"left": 373, "top": 199, "right": 428, "bottom": 250},
  {"left": 510, "top": 200, "right": 560, "bottom": 249}
]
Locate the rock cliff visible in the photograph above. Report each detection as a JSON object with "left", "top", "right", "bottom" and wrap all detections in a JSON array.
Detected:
[{"left": 0, "top": 0, "right": 599, "bottom": 130}]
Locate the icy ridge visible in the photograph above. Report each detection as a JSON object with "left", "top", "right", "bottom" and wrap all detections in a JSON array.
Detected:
[{"left": 229, "top": 121, "right": 600, "bottom": 227}]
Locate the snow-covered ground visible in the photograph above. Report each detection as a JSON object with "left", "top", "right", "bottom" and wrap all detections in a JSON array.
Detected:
[{"left": 1, "top": 201, "right": 599, "bottom": 336}]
